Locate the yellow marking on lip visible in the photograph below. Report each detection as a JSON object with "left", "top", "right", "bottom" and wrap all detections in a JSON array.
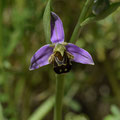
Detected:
[{"left": 67, "top": 52, "right": 74, "bottom": 60}]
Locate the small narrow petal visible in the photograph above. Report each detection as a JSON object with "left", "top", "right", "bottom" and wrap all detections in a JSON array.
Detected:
[
  {"left": 29, "top": 45, "right": 53, "bottom": 70},
  {"left": 65, "top": 43, "right": 94, "bottom": 65},
  {"left": 51, "top": 12, "right": 64, "bottom": 43}
]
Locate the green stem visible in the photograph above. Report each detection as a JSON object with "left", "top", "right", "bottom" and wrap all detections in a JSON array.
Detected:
[
  {"left": 70, "top": 0, "right": 94, "bottom": 43},
  {"left": 54, "top": 74, "right": 64, "bottom": 120}
]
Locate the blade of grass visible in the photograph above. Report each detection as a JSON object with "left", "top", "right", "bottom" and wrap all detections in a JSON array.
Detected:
[
  {"left": 28, "top": 96, "right": 54, "bottom": 120},
  {"left": 0, "top": 103, "right": 4, "bottom": 120}
]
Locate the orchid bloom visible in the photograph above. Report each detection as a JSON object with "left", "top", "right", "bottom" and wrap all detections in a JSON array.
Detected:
[{"left": 29, "top": 12, "right": 94, "bottom": 74}]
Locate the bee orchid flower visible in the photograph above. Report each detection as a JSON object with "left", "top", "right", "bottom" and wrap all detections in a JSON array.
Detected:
[{"left": 29, "top": 12, "right": 94, "bottom": 74}]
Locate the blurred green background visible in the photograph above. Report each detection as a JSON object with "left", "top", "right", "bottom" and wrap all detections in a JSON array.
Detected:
[{"left": 0, "top": 0, "right": 120, "bottom": 120}]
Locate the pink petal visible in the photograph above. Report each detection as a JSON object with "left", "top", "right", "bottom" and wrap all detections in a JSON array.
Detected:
[
  {"left": 66, "top": 43, "right": 94, "bottom": 65},
  {"left": 51, "top": 12, "right": 64, "bottom": 43},
  {"left": 29, "top": 44, "right": 53, "bottom": 70}
]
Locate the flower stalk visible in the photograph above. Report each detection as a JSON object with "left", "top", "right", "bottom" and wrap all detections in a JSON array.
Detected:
[
  {"left": 70, "top": 0, "right": 94, "bottom": 43},
  {"left": 54, "top": 74, "right": 64, "bottom": 120}
]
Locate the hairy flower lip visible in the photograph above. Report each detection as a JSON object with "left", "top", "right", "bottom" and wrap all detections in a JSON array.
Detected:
[{"left": 29, "top": 12, "right": 94, "bottom": 72}]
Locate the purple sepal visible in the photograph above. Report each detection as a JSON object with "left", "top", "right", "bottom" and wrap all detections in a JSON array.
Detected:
[
  {"left": 51, "top": 12, "right": 64, "bottom": 44},
  {"left": 29, "top": 44, "right": 53, "bottom": 70},
  {"left": 66, "top": 43, "right": 94, "bottom": 65}
]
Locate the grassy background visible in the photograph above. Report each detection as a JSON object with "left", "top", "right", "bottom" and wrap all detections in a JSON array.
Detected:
[{"left": 0, "top": 0, "right": 120, "bottom": 120}]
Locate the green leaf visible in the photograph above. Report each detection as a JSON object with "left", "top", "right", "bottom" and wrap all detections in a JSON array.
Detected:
[
  {"left": 43, "top": 0, "right": 51, "bottom": 44},
  {"left": 5, "top": 30, "right": 21, "bottom": 57},
  {"left": 5, "top": 8, "right": 31, "bottom": 57},
  {"left": 97, "top": 2, "right": 120, "bottom": 20},
  {"left": 65, "top": 99, "right": 81, "bottom": 112},
  {"left": 104, "top": 115, "right": 115, "bottom": 120},
  {"left": 81, "top": 2, "right": 120, "bottom": 26},
  {"left": 28, "top": 96, "right": 54, "bottom": 120},
  {"left": 111, "top": 105, "right": 120, "bottom": 116},
  {"left": 0, "top": 103, "right": 4, "bottom": 120}
]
